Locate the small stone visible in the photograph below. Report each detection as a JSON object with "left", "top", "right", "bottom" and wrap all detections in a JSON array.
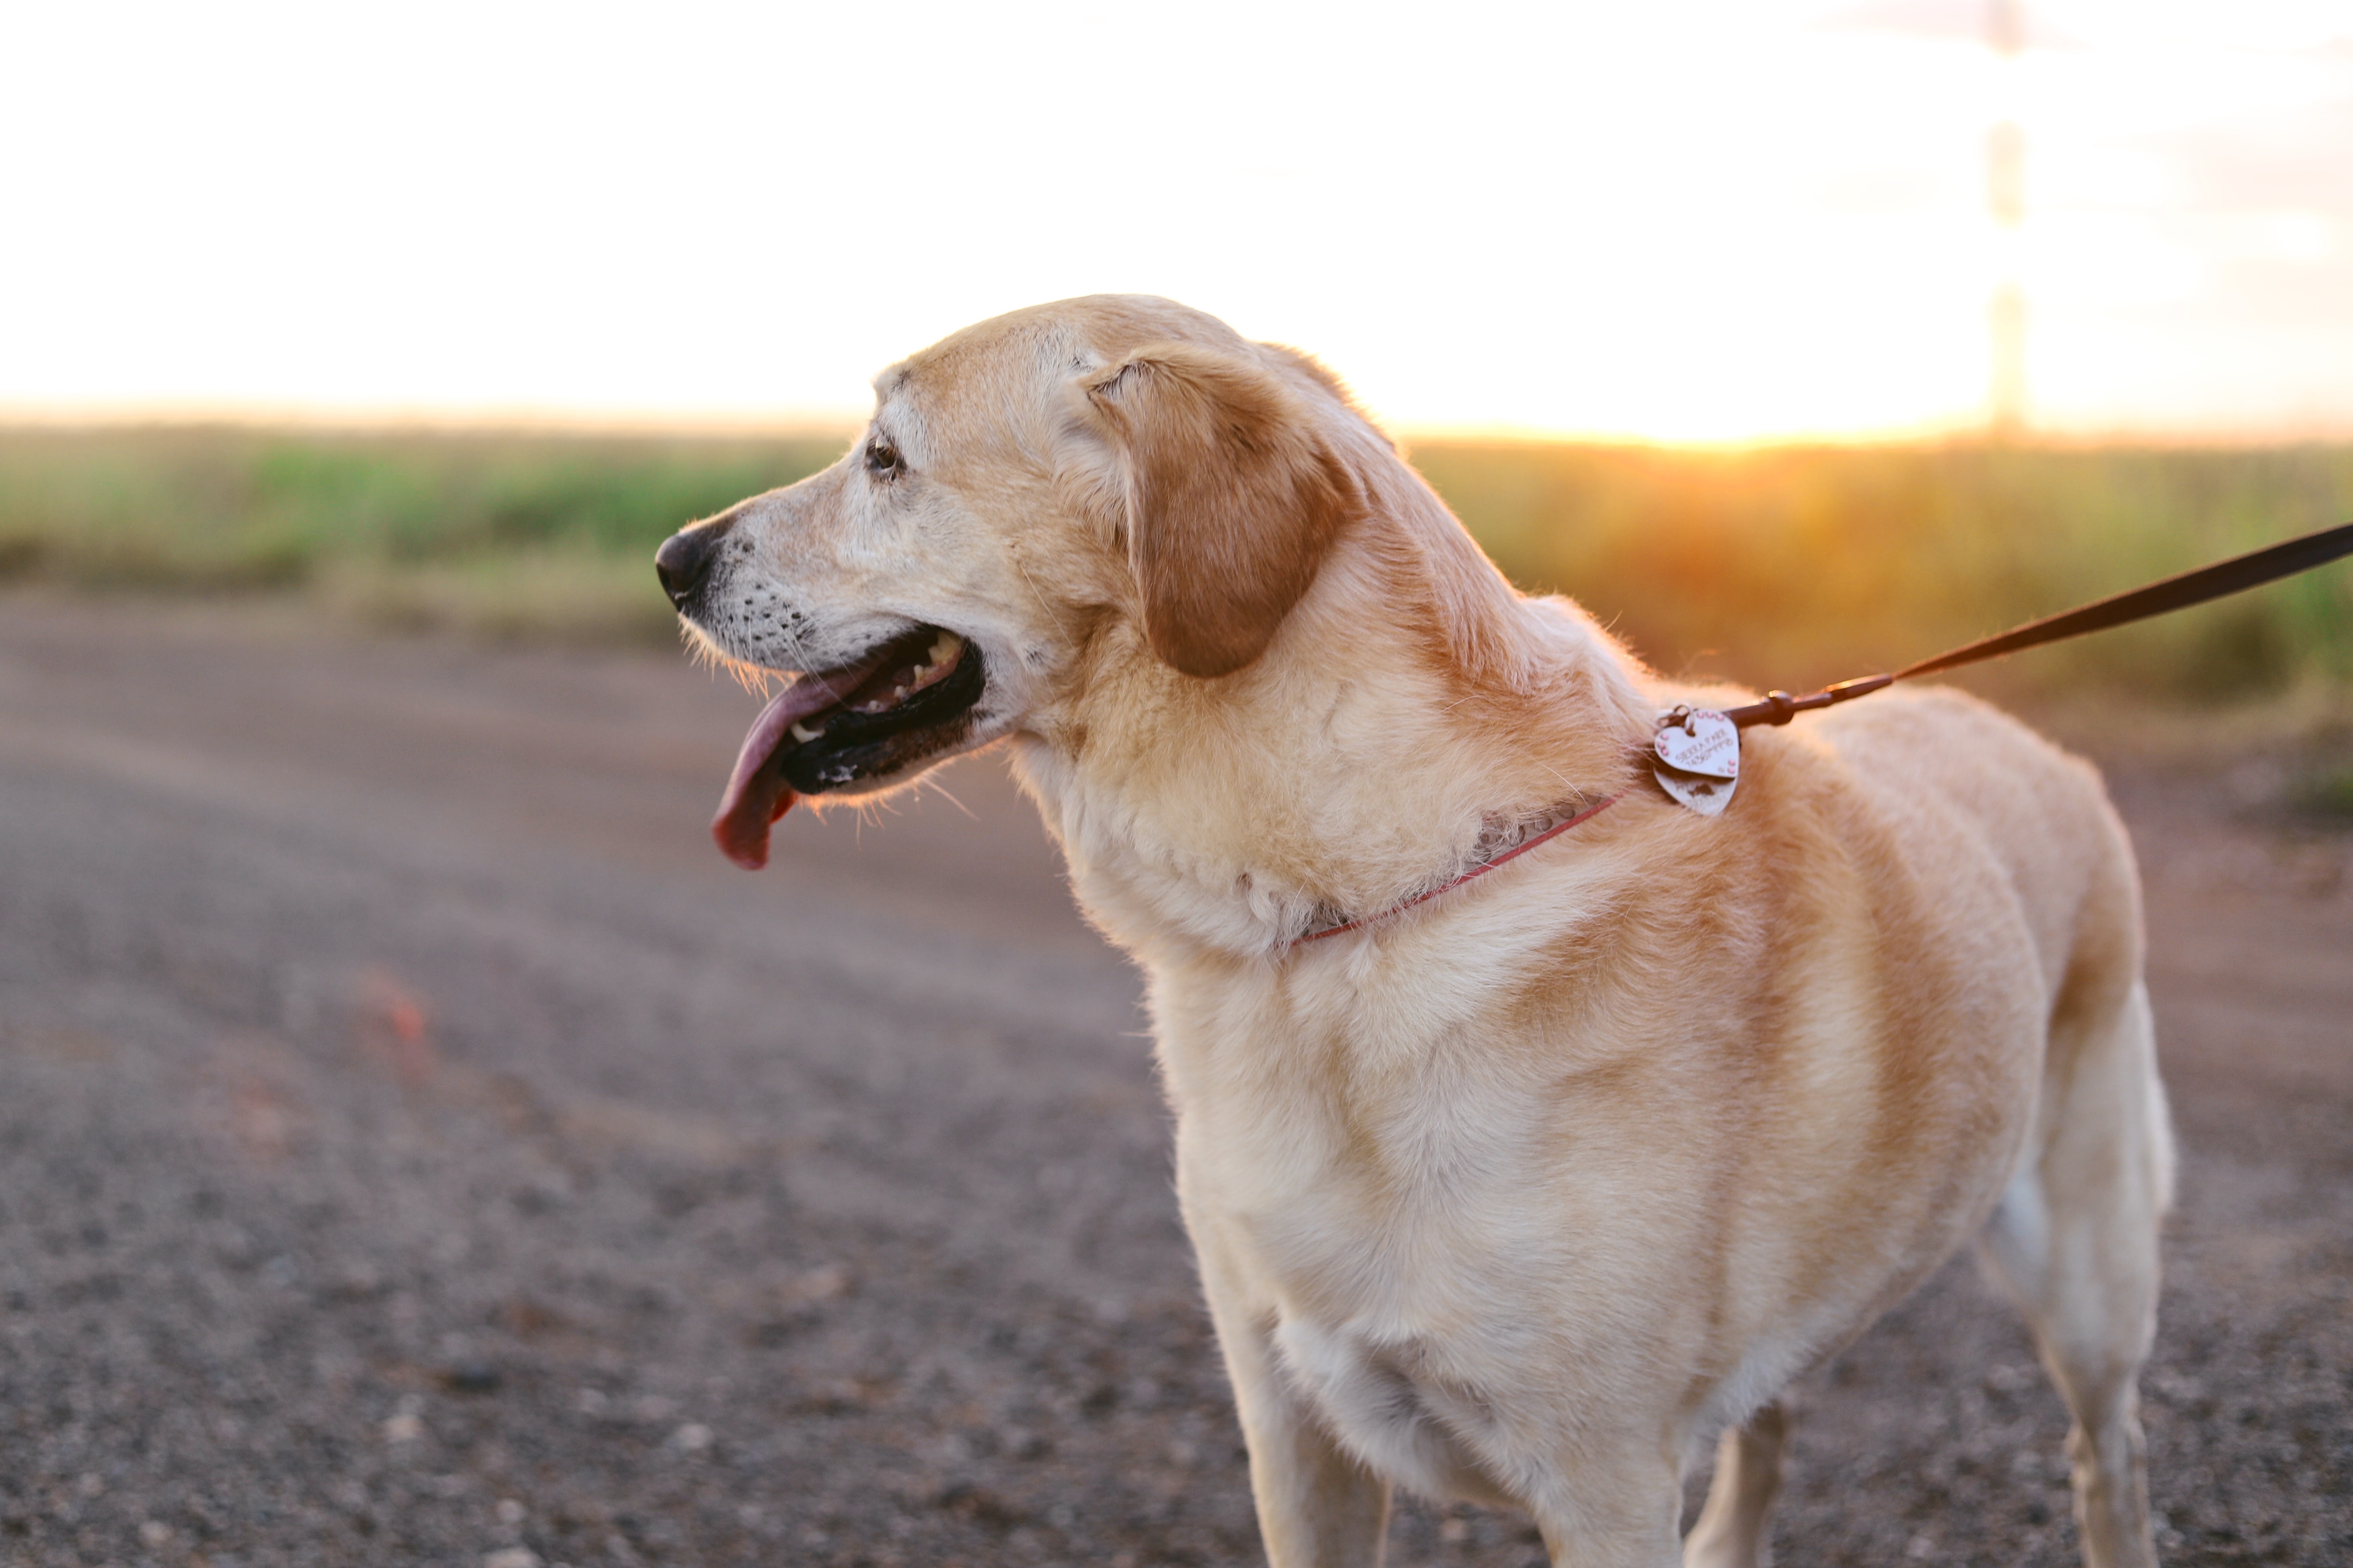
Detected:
[
  {"left": 801, "top": 1379, "right": 862, "bottom": 1414},
  {"left": 384, "top": 1412, "right": 425, "bottom": 1444},
  {"left": 672, "top": 1422, "right": 714, "bottom": 1453},
  {"left": 139, "top": 1519, "right": 172, "bottom": 1546},
  {"left": 495, "top": 1498, "right": 525, "bottom": 1525},
  {"left": 996, "top": 1424, "right": 1048, "bottom": 1460},
  {"left": 441, "top": 1362, "right": 502, "bottom": 1395},
  {"left": 781, "top": 1262, "right": 852, "bottom": 1303},
  {"left": 482, "top": 1550, "right": 540, "bottom": 1568}
]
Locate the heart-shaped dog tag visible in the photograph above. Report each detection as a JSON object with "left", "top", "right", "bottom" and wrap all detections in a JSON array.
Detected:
[
  {"left": 1653, "top": 763, "right": 1735, "bottom": 817},
  {"left": 1653, "top": 709, "right": 1740, "bottom": 780}
]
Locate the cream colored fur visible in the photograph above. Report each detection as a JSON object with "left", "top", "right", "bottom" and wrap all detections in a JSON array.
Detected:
[{"left": 667, "top": 296, "right": 2175, "bottom": 1568}]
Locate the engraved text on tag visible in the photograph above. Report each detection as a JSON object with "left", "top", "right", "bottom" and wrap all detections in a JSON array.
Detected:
[{"left": 1653, "top": 709, "right": 1740, "bottom": 779}]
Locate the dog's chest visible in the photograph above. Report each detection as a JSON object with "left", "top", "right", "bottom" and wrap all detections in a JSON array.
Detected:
[
  {"left": 1160, "top": 963, "right": 1575, "bottom": 1345},
  {"left": 1166, "top": 992, "right": 1576, "bottom": 1496}
]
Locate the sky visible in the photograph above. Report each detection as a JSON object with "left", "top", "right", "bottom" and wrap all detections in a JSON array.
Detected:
[{"left": 4, "top": 0, "right": 2349, "bottom": 441}]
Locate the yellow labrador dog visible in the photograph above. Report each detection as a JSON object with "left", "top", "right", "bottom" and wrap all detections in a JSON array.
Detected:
[{"left": 655, "top": 296, "right": 2172, "bottom": 1568}]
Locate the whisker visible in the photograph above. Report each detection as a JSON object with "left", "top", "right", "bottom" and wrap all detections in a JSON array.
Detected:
[{"left": 923, "top": 778, "right": 980, "bottom": 821}]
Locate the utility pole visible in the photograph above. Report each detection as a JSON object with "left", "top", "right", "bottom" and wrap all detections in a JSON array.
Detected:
[{"left": 1987, "top": 0, "right": 2027, "bottom": 437}]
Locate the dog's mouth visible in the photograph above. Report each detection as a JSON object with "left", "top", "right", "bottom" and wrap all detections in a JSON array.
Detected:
[{"left": 712, "top": 624, "right": 985, "bottom": 869}]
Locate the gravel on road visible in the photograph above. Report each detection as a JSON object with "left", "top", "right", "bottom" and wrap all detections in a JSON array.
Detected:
[{"left": 0, "top": 595, "right": 2347, "bottom": 1567}]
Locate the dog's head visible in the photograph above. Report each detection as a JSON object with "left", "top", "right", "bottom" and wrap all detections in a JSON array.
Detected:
[{"left": 658, "top": 295, "right": 1375, "bottom": 868}]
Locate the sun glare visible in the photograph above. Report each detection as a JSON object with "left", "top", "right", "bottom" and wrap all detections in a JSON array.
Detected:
[{"left": 2, "top": 0, "right": 2347, "bottom": 441}]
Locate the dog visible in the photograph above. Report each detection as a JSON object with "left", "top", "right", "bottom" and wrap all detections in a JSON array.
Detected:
[{"left": 654, "top": 296, "right": 2173, "bottom": 1568}]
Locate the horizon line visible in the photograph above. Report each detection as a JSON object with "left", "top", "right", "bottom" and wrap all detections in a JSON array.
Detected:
[{"left": 5, "top": 400, "right": 2352, "bottom": 452}]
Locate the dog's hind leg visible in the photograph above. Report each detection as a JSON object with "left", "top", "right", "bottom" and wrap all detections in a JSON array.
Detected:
[
  {"left": 1681, "top": 1401, "right": 1787, "bottom": 1568},
  {"left": 1980, "top": 979, "right": 2173, "bottom": 1568}
]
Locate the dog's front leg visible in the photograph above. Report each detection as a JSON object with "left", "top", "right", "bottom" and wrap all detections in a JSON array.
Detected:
[
  {"left": 1681, "top": 1401, "right": 1788, "bottom": 1568},
  {"left": 1195, "top": 1236, "right": 1391, "bottom": 1565}
]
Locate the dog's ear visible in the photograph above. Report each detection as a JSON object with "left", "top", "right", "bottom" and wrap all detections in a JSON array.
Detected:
[{"left": 1083, "top": 342, "right": 1359, "bottom": 678}]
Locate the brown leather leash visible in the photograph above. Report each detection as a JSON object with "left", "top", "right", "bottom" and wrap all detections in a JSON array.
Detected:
[
  {"left": 1718, "top": 517, "right": 2353, "bottom": 730},
  {"left": 1646, "top": 515, "right": 2353, "bottom": 816},
  {"left": 1292, "top": 519, "right": 2353, "bottom": 946}
]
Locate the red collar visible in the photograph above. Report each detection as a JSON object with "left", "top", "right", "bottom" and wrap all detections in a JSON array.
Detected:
[{"left": 1289, "top": 790, "right": 1625, "bottom": 948}]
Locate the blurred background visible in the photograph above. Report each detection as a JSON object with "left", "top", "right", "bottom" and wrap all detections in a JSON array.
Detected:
[
  {"left": 3, "top": 3, "right": 2351, "bottom": 1567},
  {"left": 4, "top": 0, "right": 2353, "bottom": 699}
]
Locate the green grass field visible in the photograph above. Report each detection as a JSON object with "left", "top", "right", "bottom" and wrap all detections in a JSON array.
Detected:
[
  {"left": 0, "top": 426, "right": 849, "bottom": 644},
  {"left": 3, "top": 425, "right": 2349, "bottom": 703}
]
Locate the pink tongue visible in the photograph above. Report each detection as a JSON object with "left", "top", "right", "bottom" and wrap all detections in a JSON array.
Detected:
[{"left": 711, "top": 670, "right": 868, "bottom": 870}]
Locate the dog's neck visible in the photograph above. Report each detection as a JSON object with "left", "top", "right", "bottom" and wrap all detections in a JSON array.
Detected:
[{"left": 1010, "top": 505, "right": 1655, "bottom": 961}]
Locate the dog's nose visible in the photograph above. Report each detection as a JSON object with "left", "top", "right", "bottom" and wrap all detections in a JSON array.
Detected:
[{"left": 654, "top": 518, "right": 732, "bottom": 610}]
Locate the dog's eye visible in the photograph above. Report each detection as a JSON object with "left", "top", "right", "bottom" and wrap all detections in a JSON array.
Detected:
[{"left": 865, "top": 438, "right": 904, "bottom": 479}]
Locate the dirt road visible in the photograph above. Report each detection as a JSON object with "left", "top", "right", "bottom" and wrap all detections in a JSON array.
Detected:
[{"left": 0, "top": 595, "right": 2346, "bottom": 1567}]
